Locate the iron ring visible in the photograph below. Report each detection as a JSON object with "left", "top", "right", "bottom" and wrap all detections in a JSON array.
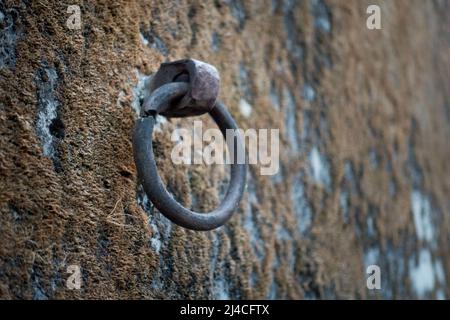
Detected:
[{"left": 133, "top": 82, "right": 247, "bottom": 231}]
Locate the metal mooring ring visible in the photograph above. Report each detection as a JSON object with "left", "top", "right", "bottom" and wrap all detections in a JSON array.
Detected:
[{"left": 132, "top": 61, "right": 247, "bottom": 231}]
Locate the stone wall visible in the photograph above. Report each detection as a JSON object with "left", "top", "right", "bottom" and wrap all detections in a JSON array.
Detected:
[{"left": 0, "top": 0, "right": 449, "bottom": 299}]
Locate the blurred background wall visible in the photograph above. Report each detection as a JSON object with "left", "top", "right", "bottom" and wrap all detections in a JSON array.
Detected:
[{"left": 0, "top": 0, "right": 449, "bottom": 299}]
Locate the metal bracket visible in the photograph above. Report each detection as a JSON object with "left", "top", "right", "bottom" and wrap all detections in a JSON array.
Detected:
[{"left": 143, "top": 59, "right": 220, "bottom": 118}]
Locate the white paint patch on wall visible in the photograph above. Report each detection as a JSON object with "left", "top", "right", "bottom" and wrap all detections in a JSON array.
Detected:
[
  {"left": 36, "top": 68, "right": 59, "bottom": 159},
  {"left": 339, "top": 191, "right": 349, "bottom": 223},
  {"left": 434, "top": 259, "right": 447, "bottom": 299},
  {"left": 269, "top": 84, "right": 280, "bottom": 110},
  {"left": 366, "top": 215, "right": 376, "bottom": 238},
  {"left": 239, "top": 98, "right": 253, "bottom": 118},
  {"left": 131, "top": 70, "right": 168, "bottom": 132},
  {"left": 363, "top": 246, "right": 380, "bottom": 268},
  {"left": 139, "top": 31, "right": 168, "bottom": 56},
  {"left": 308, "top": 146, "right": 331, "bottom": 189},
  {"left": 311, "top": 0, "right": 331, "bottom": 33},
  {"left": 410, "top": 190, "right": 435, "bottom": 243},
  {"left": 150, "top": 237, "right": 161, "bottom": 254},
  {"left": 152, "top": 212, "right": 172, "bottom": 253},
  {"left": 139, "top": 32, "right": 149, "bottom": 46},
  {"left": 276, "top": 223, "right": 292, "bottom": 241},
  {"left": 213, "top": 277, "right": 230, "bottom": 300},
  {"left": 301, "top": 84, "right": 316, "bottom": 102},
  {"left": 291, "top": 175, "right": 313, "bottom": 235},
  {"left": 368, "top": 148, "right": 379, "bottom": 169},
  {"left": 434, "top": 260, "right": 446, "bottom": 285},
  {"left": 153, "top": 115, "right": 168, "bottom": 132},
  {"left": 409, "top": 249, "right": 435, "bottom": 298},
  {"left": 132, "top": 69, "right": 152, "bottom": 116},
  {"left": 137, "top": 189, "right": 172, "bottom": 255},
  {"left": 283, "top": 87, "right": 299, "bottom": 153},
  {"left": 0, "top": 8, "right": 20, "bottom": 69}
]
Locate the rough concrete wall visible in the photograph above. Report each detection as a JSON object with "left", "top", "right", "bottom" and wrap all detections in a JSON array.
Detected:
[{"left": 0, "top": 0, "right": 449, "bottom": 299}]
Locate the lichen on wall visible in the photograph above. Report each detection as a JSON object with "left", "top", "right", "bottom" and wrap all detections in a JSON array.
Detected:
[{"left": 0, "top": 0, "right": 449, "bottom": 299}]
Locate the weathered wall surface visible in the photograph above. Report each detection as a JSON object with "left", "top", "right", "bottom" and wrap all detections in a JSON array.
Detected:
[{"left": 0, "top": 0, "right": 449, "bottom": 299}]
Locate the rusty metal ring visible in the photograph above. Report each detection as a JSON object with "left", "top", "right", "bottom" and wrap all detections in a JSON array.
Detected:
[{"left": 133, "top": 82, "right": 247, "bottom": 231}]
